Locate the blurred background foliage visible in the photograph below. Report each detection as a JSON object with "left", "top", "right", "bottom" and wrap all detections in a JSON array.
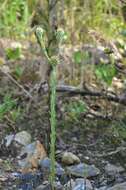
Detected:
[
  {"left": 0, "top": 0, "right": 126, "bottom": 139},
  {"left": 0, "top": 0, "right": 125, "bottom": 42}
]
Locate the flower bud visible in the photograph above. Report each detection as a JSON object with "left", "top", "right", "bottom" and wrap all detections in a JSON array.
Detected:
[{"left": 35, "top": 27, "right": 45, "bottom": 40}]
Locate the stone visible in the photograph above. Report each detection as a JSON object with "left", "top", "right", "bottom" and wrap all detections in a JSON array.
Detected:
[
  {"left": 39, "top": 157, "right": 64, "bottom": 176},
  {"left": 4, "top": 134, "right": 14, "bottom": 147},
  {"left": 67, "top": 163, "right": 100, "bottom": 178},
  {"left": 99, "top": 182, "right": 126, "bottom": 190},
  {"left": 36, "top": 182, "right": 63, "bottom": 190},
  {"left": 4, "top": 131, "right": 31, "bottom": 147},
  {"left": 64, "top": 179, "right": 75, "bottom": 189},
  {"left": 65, "top": 178, "right": 93, "bottom": 190},
  {"left": 18, "top": 141, "right": 47, "bottom": 172},
  {"left": 74, "top": 178, "right": 93, "bottom": 190},
  {"left": 0, "top": 170, "right": 7, "bottom": 182},
  {"left": 36, "top": 184, "right": 51, "bottom": 190},
  {"left": 82, "top": 45, "right": 110, "bottom": 65},
  {"left": 14, "top": 131, "right": 31, "bottom": 146},
  {"left": 62, "top": 152, "right": 80, "bottom": 165},
  {"left": 98, "top": 187, "right": 107, "bottom": 190},
  {"left": 107, "top": 182, "right": 126, "bottom": 190},
  {"left": 11, "top": 172, "right": 42, "bottom": 189},
  {"left": 1, "top": 131, "right": 32, "bottom": 156},
  {"left": 105, "top": 163, "right": 124, "bottom": 176}
]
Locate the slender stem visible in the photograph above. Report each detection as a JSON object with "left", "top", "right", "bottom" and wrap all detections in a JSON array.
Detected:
[
  {"left": 35, "top": 26, "right": 59, "bottom": 189},
  {"left": 49, "top": 65, "right": 57, "bottom": 190}
]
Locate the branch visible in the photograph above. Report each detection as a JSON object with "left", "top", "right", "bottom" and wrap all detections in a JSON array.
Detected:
[
  {"left": 56, "top": 84, "right": 126, "bottom": 105},
  {"left": 0, "top": 69, "right": 33, "bottom": 100},
  {"left": 32, "top": 82, "right": 126, "bottom": 106},
  {"left": 97, "top": 146, "right": 126, "bottom": 158},
  {"left": 85, "top": 110, "right": 113, "bottom": 121}
]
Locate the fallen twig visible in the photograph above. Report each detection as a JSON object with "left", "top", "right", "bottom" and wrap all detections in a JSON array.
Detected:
[
  {"left": 56, "top": 84, "right": 126, "bottom": 106},
  {"left": 96, "top": 146, "right": 126, "bottom": 158},
  {"left": 86, "top": 110, "right": 113, "bottom": 120},
  {"left": 35, "top": 82, "right": 126, "bottom": 106},
  {"left": 0, "top": 69, "right": 33, "bottom": 99}
]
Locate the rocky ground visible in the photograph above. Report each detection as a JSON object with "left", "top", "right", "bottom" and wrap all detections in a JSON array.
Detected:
[
  {"left": 0, "top": 38, "right": 126, "bottom": 189},
  {"left": 1, "top": 126, "right": 126, "bottom": 190}
]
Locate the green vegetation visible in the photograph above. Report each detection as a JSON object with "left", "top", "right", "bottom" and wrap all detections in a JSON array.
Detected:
[
  {"left": 1, "top": 1, "right": 126, "bottom": 188},
  {"left": 0, "top": 0, "right": 125, "bottom": 41},
  {"left": 0, "top": 94, "right": 21, "bottom": 122},
  {"left": 66, "top": 99, "right": 87, "bottom": 121},
  {"left": 5, "top": 46, "right": 22, "bottom": 60},
  {"left": 35, "top": 26, "right": 66, "bottom": 189},
  {"left": 95, "top": 64, "right": 116, "bottom": 86},
  {"left": 0, "top": 0, "right": 125, "bottom": 142},
  {"left": 0, "top": 0, "right": 29, "bottom": 37}
]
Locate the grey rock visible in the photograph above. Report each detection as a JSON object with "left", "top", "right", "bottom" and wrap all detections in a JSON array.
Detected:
[
  {"left": 19, "top": 141, "right": 38, "bottom": 157},
  {"left": 82, "top": 44, "right": 122, "bottom": 64},
  {"left": 36, "top": 182, "right": 63, "bottom": 190},
  {"left": 82, "top": 45, "right": 110, "bottom": 65},
  {"left": 108, "top": 182, "right": 126, "bottom": 190},
  {"left": 39, "top": 157, "right": 64, "bottom": 176},
  {"left": 64, "top": 179, "right": 75, "bottom": 189},
  {"left": 99, "top": 182, "right": 126, "bottom": 190},
  {"left": 36, "top": 183, "right": 51, "bottom": 190},
  {"left": 105, "top": 163, "right": 124, "bottom": 176},
  {"left": 74, "top": 178, "right": 93, "bottom": 190},
  {"left": 14, "top": 131, "right": 31, "bottom": 146},
  {"left": 4, "top": 134, "right": 14, "bottom": 147},
  {"left": 98, "top": 187, "right": 107, "bottom": 190},
  {"left": 65, "top": 178, "right": 93, "bottom": 190},
  {"left": 4, "top": 131, "right": 31, "bottom": 147},
  {"left": 54, "top": 181, "right": 63, "bottom": 190},
  {"left": 62, "top": 152, "right": 80, "bottom": 165},
  {"left": 18, "top": 140, "right": 46, "bottom": 170},
  {"left": 67, "top": 163, "right": 100, "bottom": 178}
]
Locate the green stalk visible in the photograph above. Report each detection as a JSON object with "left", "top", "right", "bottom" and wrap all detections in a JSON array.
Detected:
[
  {"left": 49, "top": 65, "right": 57, "bottom": 190},
  {"left": 35, "top": 27, "right": 66, "bottom": 190}
]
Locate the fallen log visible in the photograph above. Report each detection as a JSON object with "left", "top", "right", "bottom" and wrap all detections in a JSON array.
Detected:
[{"left": 56, "top": 84, "right": 126, "bottom": 106}]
